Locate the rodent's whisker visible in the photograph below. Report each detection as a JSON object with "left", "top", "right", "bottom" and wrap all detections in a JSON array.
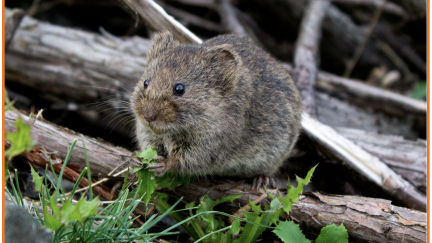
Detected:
[
  {"left": 80, "top": 85, "right": 132, "bottom": 96},
  {"left": 109, "top": 114, "right": 136, "bottom": 135}
]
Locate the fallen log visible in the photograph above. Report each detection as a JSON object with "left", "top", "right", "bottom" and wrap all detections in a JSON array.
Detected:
[
  {"left": 5, "top": 110, "right": 426, "bottom": 242},
  {"left": 335, "top": 127, "right": 426, "bottom": 193}
]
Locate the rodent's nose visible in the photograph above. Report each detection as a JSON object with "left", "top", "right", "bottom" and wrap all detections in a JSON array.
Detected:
[{"left": 144, "top": 111, "right": 158, "bottom": 123}]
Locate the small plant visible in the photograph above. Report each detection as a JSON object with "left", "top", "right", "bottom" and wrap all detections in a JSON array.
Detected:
[
  {"left": 6, "top": 117, "right": 349, "bottom": 242},
  {"left": 133, "top": 146, "right": 349, "bottom": 243}
]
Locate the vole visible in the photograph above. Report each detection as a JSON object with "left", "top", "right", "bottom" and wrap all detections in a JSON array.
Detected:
[{"left": 131, "top": 31, "right": 302, "bottom": 189}]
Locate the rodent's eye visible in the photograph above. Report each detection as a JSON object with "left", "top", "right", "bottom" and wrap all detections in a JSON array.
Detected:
[
  {"left": 173, "top": 84, "right": 185, "bottom": 96},
  {"left": 144, "top": 79, "right": 150, "bottom": 89}
]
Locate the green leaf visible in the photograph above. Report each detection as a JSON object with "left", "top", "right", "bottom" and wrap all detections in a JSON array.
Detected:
[
  {"left": 156, "top": 173, "right": 191, "bottom": 189},
  {"left": 231, "top": 219, "right": 241, "bottom": 235},
  {"left": 133, "top": 167, "right": 144, "bottom": 173},
  {"left": 273, "top": 221, "right": 310, "bottom": 243},
  {"left": 196, "top": 194, "right": 242, "bottom": 235},
  {"left": 43, "top": 206, "right": 62, "bottom": 230},
  {"left": 237, "top": 210, "right": 273, "bottom": 243},
  {"left": 135, "top": 146, "right": 158, "bottom": 162},
  {"left": 279, "top": 165, "right": 317, "bottom": 214},
  {"left": 5, "top": 116, "right": 35, "bottom": 158},
  {"left": 315, "top": 224, "right": 348, "bottom": 243},
  {"left": 30, "top": 166, "right": 43, "bottom": 192},
  {"left": 136, "top": 169, "right": 157, "bottom": 204},
  {"left": 411, "top": 81, "right": 427, "bottom": 100},
  {"left": 248, "top": 199, "right": 262, "bottom": 214}
]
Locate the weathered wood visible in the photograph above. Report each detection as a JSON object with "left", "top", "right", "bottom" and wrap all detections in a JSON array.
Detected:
[
  {"left": 5, "top": 111, "right": 426, "bottom": 242},
  {"left": 5, "top": 8, "right": 25, "bottom": 49},
  {"left": 302, "top": 113, "right": 425, "bottom": 211},
  {"left": 315, "top": 70, "right": 427, "bottom": 115},
  {"left": 114, "top": 0, "right": 202, "bottom": 44},
  {"left": 391, "top": 0, "right": 426, "bottom": 18},
  {"left": 5, "top": 110, "right": 140, "bottom": 178},
  {"left": 314, "top": 92, "right": 418, "bottom": 139},
  {"left": 292, "top": 0, "right": 329, "bottom": 117},
  {"left": 336, "top": 128, "right": 426, "bottom": 193},
  {"left": 218, "top": 0, "right": 248, "bottom": 36},
  {"left": 332, "top": 0, "right": 406, "bottom": 16},
  {"left": 159, "top": 2, "right": 226, "bottom": 33},
  {"left": 167, "top": 183, "right": 426, "bottom": 242}
]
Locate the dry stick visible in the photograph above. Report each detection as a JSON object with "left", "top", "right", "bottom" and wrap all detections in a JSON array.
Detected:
[
  {"left": 377, "top": 41, "right": 412, "bottom": 78},
  {"left": 159, "top": 2, "right": 226, "bottom": 33},
  {"left": 4, "top": 111, "right": 427, "bottom": 242},
  {"left": 343, "top": 0, "right": 387, "bottom": 78},
  {"left": 5, "top": 8, "right": 25, "bottom": 49},
  {"left": 331, "top": 0, "right": 406, "bottom": 16},
  {"left": 218, "top": 0, "right": 248, "bottom": 36},
  {"left": 292, "top": 0, "right": 329, "bottom": 117},
  {"left": 114, "top": 0, "right": 202, "bottom": 44},
  {"left": 391, "top": 0, "right": 426, "bottom": 18}
]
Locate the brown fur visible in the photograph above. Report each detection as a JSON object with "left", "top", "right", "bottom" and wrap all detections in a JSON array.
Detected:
[{"left": 131, "top": 31, "right": 302, "bottom": 178}]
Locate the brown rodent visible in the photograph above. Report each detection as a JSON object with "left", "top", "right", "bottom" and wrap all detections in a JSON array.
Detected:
[{"left": 131, "top": 31, "right": 302, "bottom": 188}]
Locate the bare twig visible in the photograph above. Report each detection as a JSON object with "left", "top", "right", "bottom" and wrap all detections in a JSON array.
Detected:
[
  {"left": 114, "top": 0, "right": 202, "bottom": 44},
  {"left": 331, "top": 0, "right": 406, "bottom": 16},
  {"left": 292, "top": 0, "right": 329, "bottom": 117},
  {"left": 5, "top": 9, "right": 25, "bottom": 49},
  {"left": 160, "top": 2, "right": 226, "bottom": 33},
  {"left": 218, "top": 0, "right": 248, "bottom": 36},
  {"left": 343, "top": 0, "right": 387, "bottom": 77},
  {"left": 391, "top": 0, "right": 426, "bottom": 18}
]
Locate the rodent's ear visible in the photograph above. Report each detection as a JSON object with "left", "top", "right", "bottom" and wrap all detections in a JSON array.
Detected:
[
  {"left": 148, "top": 31, "right": 177, "bottom": 62},
  {"left": 206, "top": 44, "right": 242, "bottom": 94}
]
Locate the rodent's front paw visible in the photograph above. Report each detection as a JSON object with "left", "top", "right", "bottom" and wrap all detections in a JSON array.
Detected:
[{"left": 148, "top": 156, "right": 179, "bottom": 177}]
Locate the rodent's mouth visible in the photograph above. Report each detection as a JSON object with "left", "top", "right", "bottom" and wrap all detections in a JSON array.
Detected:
[
  {"left": 148, "top": 123, "right": 169, "bottom": 135},
  {"left": 149, "top": 125, "right": 164, "bottom": 135}
]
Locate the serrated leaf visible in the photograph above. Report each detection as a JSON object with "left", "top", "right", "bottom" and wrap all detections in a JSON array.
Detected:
[
  {"left": 215, "top": 194, "right": 243, "bottom": 205},
  {"left": 279, "top": 165, "right": 317, "bottom": 214},
  {"left": 196, "top": 194, "right": 242, "bottom": 234},
  {"left": 231, "top": 219, "right": 241, "bottom": 235},
  {"left": 156, "top": 173, "right": 191, "bottom": 189},
  {"left": 5, "top": 117, "right": 35, "bottom": 158},
  {"left": 30, "top": 166, "right": 43, "bottom": 192},
  {"left": 270, "top": 209, "right": 283, "bottom": 225},
  {"left": 136, "top": 169, "right": 157, "bottom": 204},
  {"left": 44, "top": 206, "right": 62, "bottom": 230},
  {"left": 273, "top": 221, "right": 310, "bottom": 243},
  {"left": 248, "top": 199, "right": 262, "bottom": 214},
  {"left": 135, "top": 146, "right": 158, "bottom": 161},
  {"left": 315, "top": 224, "right": 348, "bottom": 243},
  {"left": 75, "top": 197, "right": 100, "bottom": 220}
]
